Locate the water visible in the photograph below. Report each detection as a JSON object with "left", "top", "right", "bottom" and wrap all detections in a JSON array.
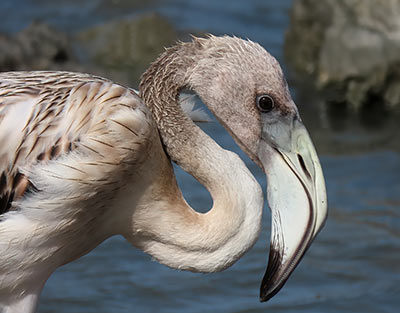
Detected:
[{"left": 1, "top": 1, "right": 399, "bottom": 312}]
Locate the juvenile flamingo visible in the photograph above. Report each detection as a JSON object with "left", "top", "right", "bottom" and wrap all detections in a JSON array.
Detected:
[{"left": 0, "top": 36, "right": 327, "bottom": 312}]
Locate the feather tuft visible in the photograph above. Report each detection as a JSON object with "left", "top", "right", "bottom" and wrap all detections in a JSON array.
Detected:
[{"left": 179, "top": 93, "right": 212, "bottom": 123}]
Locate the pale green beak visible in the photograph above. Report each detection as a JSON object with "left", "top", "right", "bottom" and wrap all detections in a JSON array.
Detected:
[{"left": 258, "top": 116, "right": 327, "bottom": 302}]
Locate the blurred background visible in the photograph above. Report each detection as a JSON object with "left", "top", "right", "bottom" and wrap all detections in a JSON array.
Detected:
[{"left": 1, "top": 0, "right": 399, "bottom": 312}]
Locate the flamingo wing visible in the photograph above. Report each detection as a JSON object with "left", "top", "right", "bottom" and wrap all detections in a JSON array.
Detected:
[{"left": 0, "top": 71, "right": 153, "bottom": 216}]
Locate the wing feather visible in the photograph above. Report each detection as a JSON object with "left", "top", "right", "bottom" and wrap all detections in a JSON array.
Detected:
[{"left": 0, "top": 71, "right": 150, "bottom": 216}]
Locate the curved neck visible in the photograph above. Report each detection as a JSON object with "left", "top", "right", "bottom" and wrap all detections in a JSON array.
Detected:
[{"left": 134, "top": 42, "right": 263, "bottom": 272}]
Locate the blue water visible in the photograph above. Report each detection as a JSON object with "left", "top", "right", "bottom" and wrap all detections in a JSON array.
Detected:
[{"left": 1, "top": 1, "right": 399, "bottom": 312}]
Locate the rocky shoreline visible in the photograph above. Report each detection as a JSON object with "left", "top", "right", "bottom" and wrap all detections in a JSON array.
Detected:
[
  {"left": 2, "top": 2, "right": 400, "bottom": 116},
  {"left": 0, "top": 21, "right": 75, "bottom": 72},
  {"left": 285, "top": 0, "right": 400, "bottom": 112},
  {"left": 0, "top": 14, "right": 181, "bottom": 88}
]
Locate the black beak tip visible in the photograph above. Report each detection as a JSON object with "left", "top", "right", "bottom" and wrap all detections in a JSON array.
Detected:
[
  {"left": 259, "top": 247, "right": 286, "bottom": 303},
  {"left": 259, "top": 284, "right": 283, "bottom": 302},
  {"left": 259, "top": 292, "right": 270, "bottom": 303}
]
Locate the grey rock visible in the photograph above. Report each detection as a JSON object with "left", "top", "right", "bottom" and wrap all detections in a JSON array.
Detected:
[
  {"left": 285, "top": 0, "right": 400, "bottom": 110},
  {"left": 0, "top": 21, "right": 76, "bottom": 71},
  {"left": 0, "top": 15, "right": 180, "bottom": 88},
  {"left": 76, "top": 13, "right": 178, "bottom": 86}
]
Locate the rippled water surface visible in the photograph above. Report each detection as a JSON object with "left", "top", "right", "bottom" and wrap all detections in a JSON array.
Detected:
[{"left": 1, "top": 1, "right": 399, "bottom": 312}]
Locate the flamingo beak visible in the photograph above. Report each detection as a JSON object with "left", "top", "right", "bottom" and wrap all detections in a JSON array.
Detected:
[{"left": 257, "top": 115, "right": 327, "bottom": 302}]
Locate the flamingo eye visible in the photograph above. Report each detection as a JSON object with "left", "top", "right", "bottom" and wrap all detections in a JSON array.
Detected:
[{"left": 257, "top": 95, "right": 275, "bottom": 113}]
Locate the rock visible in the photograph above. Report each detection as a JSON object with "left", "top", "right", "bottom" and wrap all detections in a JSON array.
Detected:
[
  {"left": 285, "top": 0, "right": 400, "bottom": 111},
  {"left": 0, "top": 21, "right": 76, "bottom": 71},
  {"left": 0, "top": 34, "right": 21, "bottom": 71},
  {"left": 0, "top": 15, "right": 180, "bottom": 88},
  {"left": 77, "top": 13, "right": 179, "bottom": 86}
]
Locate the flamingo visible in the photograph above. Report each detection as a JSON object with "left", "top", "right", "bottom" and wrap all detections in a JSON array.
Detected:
[{"left": 0, "top": 35, "right": 327, "bottom": 313}]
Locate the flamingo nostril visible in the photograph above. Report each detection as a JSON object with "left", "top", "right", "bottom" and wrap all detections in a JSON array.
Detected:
[{"left": 297, "top": 154, "right": 311, "bottom": 180}]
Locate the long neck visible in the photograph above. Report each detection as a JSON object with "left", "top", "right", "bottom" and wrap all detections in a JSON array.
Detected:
[{"left": 134, "top": 42, "right": 263, "bottom": 272}]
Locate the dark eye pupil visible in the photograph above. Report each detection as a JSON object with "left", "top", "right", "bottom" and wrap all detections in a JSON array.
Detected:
[{"left": 258, "top": 95, "right": 274, "bottom": 112}]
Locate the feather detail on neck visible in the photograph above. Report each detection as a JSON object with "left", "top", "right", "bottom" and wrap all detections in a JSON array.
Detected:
[{"left": 130, "top": 38, "right": 264, "bottom": 272}]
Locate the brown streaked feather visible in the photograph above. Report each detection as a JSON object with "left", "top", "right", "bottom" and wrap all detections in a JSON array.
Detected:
[
  {"left": 0, "top": 71, "right": 144, "bottom": 215},
  {"left": 0, "top": 172, "right": 6, "bottom": 194}
]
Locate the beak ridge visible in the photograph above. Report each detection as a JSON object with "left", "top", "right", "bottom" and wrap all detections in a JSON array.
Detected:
[{"left": 258, "top": 118, "right": 327, "bottom": 302}]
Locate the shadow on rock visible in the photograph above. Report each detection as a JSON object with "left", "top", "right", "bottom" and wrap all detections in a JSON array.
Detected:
[{"left": 0, "top": 21, "right": 76, "bottom": 71}]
